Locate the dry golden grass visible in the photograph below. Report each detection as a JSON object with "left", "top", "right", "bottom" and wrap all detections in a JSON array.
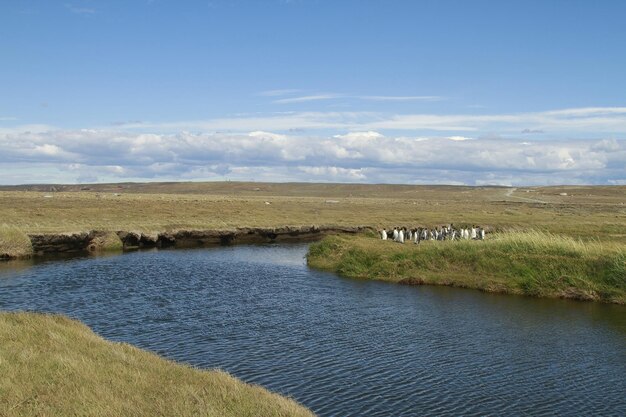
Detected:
[
  {"left": 0, "top": 182, "right": 624, "bottom": 242},
  {"left": 0, "top": 224, "right": 33, "bottom": 259},
  {"left": 88, "top": 231, "right": 123, "bottom": 252},
  {"left": 0, "top": 312, "right": 314, "bottom": 417}
]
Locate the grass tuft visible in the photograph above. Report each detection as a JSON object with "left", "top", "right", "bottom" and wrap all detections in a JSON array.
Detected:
[
  {"left": 0, "top": 225, "right": 33, "bottom": 259},
  {"left": 88, "top": 232, "right": 123, "bottom": 252}
]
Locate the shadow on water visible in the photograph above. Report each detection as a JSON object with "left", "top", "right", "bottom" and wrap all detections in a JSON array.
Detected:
[
  {"left": 0, "top": 250, "right": 127, "bottom": 279},
  {"left": 0, "top": 258, "right": 36, "bottom": 276}
]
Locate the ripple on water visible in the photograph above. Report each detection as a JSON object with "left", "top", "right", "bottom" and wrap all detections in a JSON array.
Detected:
[{"left": 0, "top": 244, "right": 625, "bottom": 416}]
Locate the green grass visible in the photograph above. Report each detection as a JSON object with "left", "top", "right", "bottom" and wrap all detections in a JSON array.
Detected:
[
  {"left": 307, "top": 232, "right": 626, "bottom": 304},
  {"left": 0, "top": 224, "right": 33, "bottom": 259},
  {"left": 0, "top": 312, "right": 314, "bottom": 417}
]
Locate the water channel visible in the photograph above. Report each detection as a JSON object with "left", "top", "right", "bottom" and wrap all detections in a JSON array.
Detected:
[{"left": 1, "top": 244, "right": 624, "bottom": 416}]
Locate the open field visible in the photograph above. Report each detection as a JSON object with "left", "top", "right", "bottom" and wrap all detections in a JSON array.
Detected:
[
  {"left": 1, "top": 182, "right": 625, "bottom": 242},
  {"left": 0, "top": 312, "right": 314, "bottom": 417},
  {"left": 307, "top": 232, "right": 626, "bottom": 304}
]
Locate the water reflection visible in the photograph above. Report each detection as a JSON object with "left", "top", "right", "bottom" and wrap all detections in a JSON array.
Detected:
[{"left": 0, "top": 258, "right": 35, "bottom": 276}]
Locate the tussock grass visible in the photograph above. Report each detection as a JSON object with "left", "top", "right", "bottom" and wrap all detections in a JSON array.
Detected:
[
  {"left": 0, "top": 224, "right": 33, "bottom": 259},
  {"left": 88, "top": 232, "right": 123, "bottom": 252},
  {"left": 307, "top": 232, "right": 626, "bottom": 304},
  {"left": 0, "top": 312, "right": 314, "bottom": 417}
]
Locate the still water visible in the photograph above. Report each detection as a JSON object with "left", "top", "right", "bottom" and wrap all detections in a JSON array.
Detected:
[{"left": 1, "top": 244, "right": 625, "bottom": 416}]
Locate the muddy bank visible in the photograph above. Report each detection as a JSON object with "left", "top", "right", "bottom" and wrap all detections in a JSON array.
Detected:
[{"left": 19, "top": 225, "right": 372, "bottom": 258}]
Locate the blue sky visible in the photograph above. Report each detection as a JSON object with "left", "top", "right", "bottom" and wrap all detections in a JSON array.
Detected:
[{"left": 1, "top": 0, "right": 625, "bottom": 185}]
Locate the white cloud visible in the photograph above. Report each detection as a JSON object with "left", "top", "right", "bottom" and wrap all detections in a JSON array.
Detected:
[
  {"left": 258, "top": 89, "right": 302, "bottom": 97},
  {"left": 64, "top": 3, "right": 96, "bottom": 14},
  {"left": 273, "top": 94, "right": 342, "bottom": 104},
  {"left": 1, "top": 106, "right": 624, "bottom": 185},
  {"left": 0, "top": 124, "right": 58, "bottom": 135},
  {"left": 542, "top": 107, "right": 626, "bottom": 117},
  {"left": 298, "top": 166, "right": 366, "bottom": 181},
  {"left": 115, "top": 106, "right": 626, "bottom": 135},
  {"left": 591, "top": 138, "right": 621, "bottom": 152},
  {"left": 0, "top": 126, "right": 624, "bottom": 185},
  {"left": 357, "top": 95, "right": 444, "bottom": 102},
  {"left": 446, "top": 136, "right": 473, "bottom": 141},
  {"left": 33, "top": 144, "right": 65, "bottom": 156},
  {"left": 248, "top": 130, "right": 287, "bottom": 140},
  {"left": 262, "top": 91, "right": 445, "bottom": 103}
]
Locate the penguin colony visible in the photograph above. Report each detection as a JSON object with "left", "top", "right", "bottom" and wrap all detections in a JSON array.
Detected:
[{"left": 381, "top": 225, "right": 486, "bottom": 243}]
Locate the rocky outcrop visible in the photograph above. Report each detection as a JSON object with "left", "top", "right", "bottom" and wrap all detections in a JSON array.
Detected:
[{"left": 21, "top": 225, "right": 373, "bottom": 257}]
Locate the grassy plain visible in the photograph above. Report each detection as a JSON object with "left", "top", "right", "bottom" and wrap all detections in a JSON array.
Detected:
[
  {"left": 1, "top": 182, "right": 624, "bottom": 414},
  {"left": 0, "top": 182, "right": 625, "bottom": 242},
  {"left": 0, "top": 312, "right": 313, "bottom": 417},
  {"left": 307, "top": 232, "right": 626, "bottom": 304}
]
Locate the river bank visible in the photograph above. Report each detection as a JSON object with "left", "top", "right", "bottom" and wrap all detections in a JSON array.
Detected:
[
  {"left": 0, "top": 312, "right": 314, "bottom": 417},
  {"left": 307, "top": 232, "right": 626, "bottom": 304},
  {"left": 0, "top": 225, "right": 371, "bottom": 260}
]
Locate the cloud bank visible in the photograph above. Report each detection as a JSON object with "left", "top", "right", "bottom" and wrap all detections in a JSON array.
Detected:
[{"left": 1, "top": 126, "right": 624, "bottom": 185}]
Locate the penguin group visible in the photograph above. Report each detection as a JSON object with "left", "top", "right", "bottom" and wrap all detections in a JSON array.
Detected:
[{"left": 380, "top": 225, "right": 486, "bottom": 243}]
